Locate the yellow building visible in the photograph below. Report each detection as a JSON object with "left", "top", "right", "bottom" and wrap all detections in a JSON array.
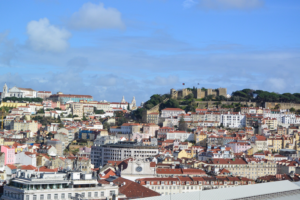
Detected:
[
  {"left": 268, "top": 138, "right": 282, "bottom": 152},
  {"left": 0, "top": 137, "right": 4, "bottom": 146},
  {"left": 0, "top": 102, "right": 27, "bottom": 108},
  {"left": 263, "top": 118, "right": 278, "bottom": 130},
  {"left": 11, "top": 120, "right": 38, "bottom": 133},
  {"left": 178, "top": 148, "right": 195, "bottom": 159},
  {"left": 194, "top": 131, "right": 207, "bottom": 146}
]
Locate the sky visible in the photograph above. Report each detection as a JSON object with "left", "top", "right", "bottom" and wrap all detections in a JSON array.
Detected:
[{"left": 0, "top": 0, "right": 300, "bottom": 104}]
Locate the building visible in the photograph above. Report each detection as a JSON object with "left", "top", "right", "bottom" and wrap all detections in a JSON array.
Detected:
[
  {"left": 49, "top": 93, "right": 93, "bottom": 104},
  {"left": 222, "top": 112, "right": 246, "bottom": 128},
  {"left": 1, "top": 171, "right": 121, "bottom": 200},
  {"left": 0, "top": 146, "right": 15, "bottom": 165},
  {"left": 263, "top": 117, "right": 278, "bottom": 130},
  {"left": 227, "top": 142, "right": 251, "bottom": 153},
  {"left": 47, "top": 139, "right": 63, "bottom": 156},
  {"left": 137, "top": 176, "right": 254, "bottom": 196},
  {"left": 170, "top": 87, "right": 227, "bottom": 99},
  {"left": 71, "top": 103, "right": 84, "bottom": 118},
  {"left": 207, "top": 158, "right": 277, "bottom": 180},
  {"left": 10, "top": 120, "right": 38, "bottom": 133},
  {"left": 37, "top": 91, "right": 52, "bottom": 100},
  {"left": 1, "top": 84, "right": 37, "bottom": 99},
  {"left": 166, "top": 131, "right": 194, "bottom": 142},
  {"left": 91, "top": 141, "right": 159, "bottom": 167},
  {"left": 146, "top": 112, "right": 159, "bottom": 124},
  {"left": 136, "top": 180, "right": 300, "bottom": 200},
  {"left": 161, "top": 108, "right": 185, "bottom": 118}
]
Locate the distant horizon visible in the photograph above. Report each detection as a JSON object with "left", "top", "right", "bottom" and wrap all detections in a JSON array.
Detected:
[{"left": 1, "top": 0, "right": 299, "bottom": 105}]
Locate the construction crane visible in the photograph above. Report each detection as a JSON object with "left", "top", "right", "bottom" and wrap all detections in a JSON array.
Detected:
[{"left": 1, "top": 107, "right": 5, "bottom": 130}]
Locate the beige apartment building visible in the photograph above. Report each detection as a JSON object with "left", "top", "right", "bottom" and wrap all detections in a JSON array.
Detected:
[
  {"left": 72, "top": 103, "right": 83, "bottom": 118},
  {"left": 263, "top": 117, "right": 278, "bottom": 130},
  {"left": 11, "top": 120, "right": 38, "bottom": 133},
  {"left": 207, "top": 158, "right": 277, "bottom": 180}
]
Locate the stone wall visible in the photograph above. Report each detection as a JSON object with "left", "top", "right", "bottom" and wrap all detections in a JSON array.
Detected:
[{"left": 265, "top": 102, "right": 300, "bottom": 110}]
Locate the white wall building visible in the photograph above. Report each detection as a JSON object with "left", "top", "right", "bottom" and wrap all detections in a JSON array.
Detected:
[
  {"left": 166, "top": 131, "right": 194, "bottom": 142},
  {"left": 221, "top": 112, "right": 246, "bottom": 128},
  {"left": 161, "top": 108, "right": 185, "bottom": 118}
]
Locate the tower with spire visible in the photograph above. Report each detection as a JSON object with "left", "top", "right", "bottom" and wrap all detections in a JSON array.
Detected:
[
  {"left": 1, "top": 83, "right": 8, "bottom": 100},
  {"left": 121, "top": 96, "right": 126, "bottom": 103},
  {"left": 130, "top": 96, "right": 137, "bottom": 110}
]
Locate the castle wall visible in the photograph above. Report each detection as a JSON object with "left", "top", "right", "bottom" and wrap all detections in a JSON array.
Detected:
[{"left": 264, "top": 102, "right": 300, "bottom": 110}]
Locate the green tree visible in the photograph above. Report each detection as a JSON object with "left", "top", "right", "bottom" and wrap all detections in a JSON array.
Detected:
[
  {"left": 178, "top": 116, "right": 187, "bottom": 131},
  {"left": 290, "top": 107, "right": 296, "bottom": 112}
]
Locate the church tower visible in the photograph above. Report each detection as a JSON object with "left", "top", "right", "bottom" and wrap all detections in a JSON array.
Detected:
[
  {"left": 2, "top": 83, "right": 8, "bottom": 99},
  {"left": 130, "top": 96, "right": 137, "bottom": 110},
  {"left": 121, "top": 96, "right": 126, "bottom": 103}
]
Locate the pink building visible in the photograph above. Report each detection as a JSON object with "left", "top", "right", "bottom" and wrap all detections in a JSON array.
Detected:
[
  {"left": 227, "top": 142, "right": 251, "bottom": 153},
  {"left": 143, "top": 124, "right": 159, "bottom": 137},
  {"left": 1, "top": 145, "right": 15, "bottom": 165}
]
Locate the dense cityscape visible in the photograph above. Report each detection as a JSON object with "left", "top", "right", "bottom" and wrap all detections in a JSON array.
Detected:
[
  {"left": 1, "top": 0, "right": 300, "bottom": 200},
  {"left": 0, "top": 84, "right": 300, "bottom": 199}
]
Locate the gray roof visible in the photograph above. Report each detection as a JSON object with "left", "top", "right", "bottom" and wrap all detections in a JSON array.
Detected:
[{"left": 137, "top": 181, "right": 300, "bottom": 200}]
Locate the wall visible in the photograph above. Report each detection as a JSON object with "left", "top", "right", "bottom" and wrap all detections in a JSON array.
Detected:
[{"left": 265, "top": 102, "right": 300, "bottom": 110}]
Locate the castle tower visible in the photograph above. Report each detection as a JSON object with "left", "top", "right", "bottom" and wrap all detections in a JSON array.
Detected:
[{"left": 121, "top": 96, "right": 126, "bottom": 103}]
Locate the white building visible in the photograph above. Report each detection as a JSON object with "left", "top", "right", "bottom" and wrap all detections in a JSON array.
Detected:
[
  {"left": 166, "top": 131, "right": 194, "bottom": 142},
  {"left": 161, "top": 108, "right": 185, "bottom": 118},
  {"left": 1, "top": 84, "right": 37, "bottom": 99},
  {"left": 221, "top": 112, "right": 246, "bottom": 128},
  {"left": 91, "top": 141, "right": 158, "bottom": 167},
  {"left": 1, "top": 171, "right": 121, "bottom": 200}
]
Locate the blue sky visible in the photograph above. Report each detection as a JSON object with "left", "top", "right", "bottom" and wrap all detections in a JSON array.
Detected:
[{"left": 0, "top": 0, "right": 300, "bottom": 104}]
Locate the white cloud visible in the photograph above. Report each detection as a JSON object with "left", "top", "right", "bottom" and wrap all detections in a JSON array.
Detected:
[
  {"left": 198, "top": 0, "right": 264, "bottom": 10},
  {"left": 68, "top": 2, "right": 125, "bottom": 30},
  {"left": 183, "top": 0, "right": 198, "bottom": 8},
  {"left": 26, "top": 18, "right": 71, "bottom": 53}
]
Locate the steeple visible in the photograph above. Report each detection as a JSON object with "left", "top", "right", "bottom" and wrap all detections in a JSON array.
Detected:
[{"left": 121, "top": 96, "right": 126, "bottom": 103}]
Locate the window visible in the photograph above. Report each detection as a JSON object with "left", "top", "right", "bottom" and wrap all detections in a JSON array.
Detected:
[
  {"left": 110, "top": 190, "right": 115, "bottom": 196},
  {"left": 61, "top": 193, "right": 65, "bottom": 199},
  {"left": 101, "top": 192, "right": 104, "bottom": 197},
  {"left": 88, "top": 192, "right": 91, "bottom": 197},
  {"left": 40, "top": 195, "right": 44, "bottom": 200},
  {"left": 33, "top": 195, "right": 37, "bottom": 200},
  {"left": 47, "top": 194, "right": 51, "bottom": 199},
  {"left": 82, "top": 193, "right": 85, "bottom": 197},
  {"left": 26, "top": 195, "right": 29, "bottom": 200},
  {"left": 94, "top": 192, "right": 98, "bottom": 197},
  {"left": 68, "top": 193, "right": 72, "bottom": 199},
  {"left": 54, "top": 194, "right": 58, "bottom": 199}
]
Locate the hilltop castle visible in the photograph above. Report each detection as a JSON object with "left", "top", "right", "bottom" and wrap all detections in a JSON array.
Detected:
[{"left": 170, "top": 87, "right": 227, "bottom": 99}]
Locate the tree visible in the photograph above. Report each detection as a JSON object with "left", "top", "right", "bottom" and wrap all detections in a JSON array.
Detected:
[
  {"left": 290, "top": 107, "right": 296, "bottom": 112},
  {"left": 274, "top": 104, "right": 281, "bottom": 110},
  {"left": 103, "top": 122, "right": 110, "bottom": 130},
  {"left": 178, "top": 116, "right": 187, "bottom": 131},
  {"left": 73, "top": 115, "right": 79, "bottom": 118},
  {"left": 82, "top": 115, "right": 88, "bottom": 121},
  {"left": 37, "top": 108, "right": 45, "bottom": 114},
  {"left": 185, "top": 93, "right": 194, "bottom": 100}
]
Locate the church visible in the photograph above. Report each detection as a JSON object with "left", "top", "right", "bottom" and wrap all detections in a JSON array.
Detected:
[
  {"left": 110, "top": 96, "right": 137, "bottom": 110},
  {"left": 1, "top": 83, "right": 37, "bottom": 100}
]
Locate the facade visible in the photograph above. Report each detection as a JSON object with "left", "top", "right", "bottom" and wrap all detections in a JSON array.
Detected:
[
  {"left": 166, "top": 131, "right": 194, "bottom": 142},
  {"left": 161, "top": 108, "right": 185, "bottom": 118},
  {"left": 227, "top": 142, "right": 251, "bottom": 153},
  {"left": 1, "top": 84, "right": 37, "bottom": 99},
  {"left": 137, "top": 176, "right": 254, "bottom": 195},
  {"left": 49, "top": 93, "right": 93, "bottom": 104},
  {"left": 10, "top": 120, "right": 38, "bottom": 133},
  {"left": 71, "top": 103, "right": 84, "bottom": 118},
  {"left": 207, "top": 158, "right": 277, "bottom": 180},
  {"left": 15, "top": 152, "right": 36, "bottom": 167},
  {"left": 146, "top": 112, "right": 159, "bottom": 124},
  {"left": 37, "top": 91, "right": 52, "bottom": 100},
  {"left": 47, "top": 139, "right": 63, "bottom": 156},
  {"left": 221, "top": 112, "right": 246, "bottom": 128},
  {"left": 0, "top": 146, "right": 15, "bottom": 165},
  {"left": 1, "top": 171, "right": 120, "bottom": 200},
  {"left": 91, "top": 141, "right": 159, "bottom": 167}
]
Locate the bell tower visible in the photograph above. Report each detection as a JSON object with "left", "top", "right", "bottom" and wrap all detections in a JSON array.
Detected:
[{"left": 2, "top": 83, "right": 8, "bottom": 99}]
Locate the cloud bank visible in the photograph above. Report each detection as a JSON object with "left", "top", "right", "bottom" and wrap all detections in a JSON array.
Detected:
[{"left": 67, "top": 2, "right": 125, "bottom": 30}]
